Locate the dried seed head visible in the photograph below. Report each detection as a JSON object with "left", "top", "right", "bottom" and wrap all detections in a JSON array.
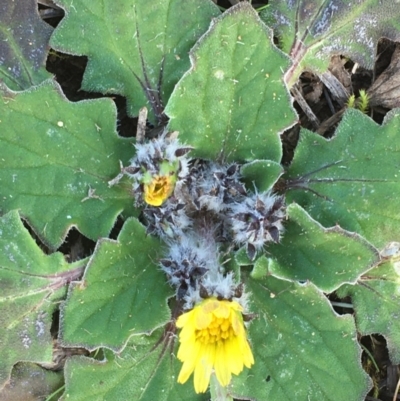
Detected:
[
  {"left": 143, "top": 197, "right": 191, "bottom": 240},
  {"left": 229, "top": 191, "right": 286, "bottom": 260},
  {"left": 181, "top": 161, "right": 246, "bottom": 212},
  {"left": 160, "top": 235, "right": 215, "bottom": 300}
]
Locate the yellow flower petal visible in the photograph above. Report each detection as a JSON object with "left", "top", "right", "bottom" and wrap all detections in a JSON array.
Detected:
[
  {"left": 214, "top": 342, "right": 232, "bottom": 386},
  {"left": 178, "top": 317, "right": 196, "bottom": 341},
  {"left": 242, "top": 338, "right": 255, "bottom": 367},
  {"left": 224, "top": 336, "right": 244, "bottom": 375},
  {"left": 177, "top": 341, "right": 202, "bottom": 383},
  {"left": 195, "top": 305, "right": 213, "bottom": 329},
  {"left": 213, "top": 302, "right": 231, "bottom": 319},
  {"left": 201, "top": 298, "right": 220, "bottom": 314},
  {"left": 230, "top": 310, "right": 244, "bottom": 336},
  {"left": 176, "top": 309, "right": 194, "bottom": 328},
  {"left": 177, "top": 334, "right": 196, "bottom": 361},
  {"left": 194, "top": 344, "right": 214, "bottom": 393}
]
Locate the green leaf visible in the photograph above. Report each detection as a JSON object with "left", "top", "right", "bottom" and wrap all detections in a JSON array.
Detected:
[
  {"left": 250, "top": 254, "right": 270, "bottom": 280},
  {"left": 241, "top": 160, "right": 283, "bottom": 193},
  {"left": 60, "top": 218, "right": 173, "bottom": 350},
  {"left": 0, "top": 362, "right": 64, "bottom": 401},
  {"left": 0, "top": 0, "right": 52, "bottom": 90},
  {"left": 0, "top": 79, "right": 135, "bottom": 249},
  {"left": 337, "top": 260, "right": 400, "bottom": 363},
  {"left": 235, "top": 246, "right": 254, "bottom": 267},
  {"left": 0, "top": 210, "right": 82, "bottom": 388},
  {"left": 166, "top": 2, "right": 296, "bottom": 163},
  {"left": 285, "top": 108, "right": 400, "bottom": 249},
  {"left": 260, "top": 0, "right": 400, "bottom": 87},
  {"left": 61, "top": 332, "right": 207, "bottom": 401},
  {"left": 267, "top": 203, "right": 380, "bottom": 292},
  {"left": 231, "top": 274, "right": 371, "bottom": 401},
  {"left": 50, "top": 0, "right": 220, "bottom": 123}
]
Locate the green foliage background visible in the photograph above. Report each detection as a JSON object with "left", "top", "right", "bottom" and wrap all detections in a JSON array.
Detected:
[{"left": 1, "top": 1, "right": 400, "bottom": 400}]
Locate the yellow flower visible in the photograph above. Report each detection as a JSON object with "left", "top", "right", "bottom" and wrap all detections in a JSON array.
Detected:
[
  {"left": 176, "top": 297, "right": 254, "bottom": 393},
  {"left": 143, "top": 175, "right": 175, "bottom": 206}
]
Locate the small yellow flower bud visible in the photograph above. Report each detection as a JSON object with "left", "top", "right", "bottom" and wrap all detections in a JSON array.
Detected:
[{"left": 143, "top": 175, "right": 175, "bottom": 206}]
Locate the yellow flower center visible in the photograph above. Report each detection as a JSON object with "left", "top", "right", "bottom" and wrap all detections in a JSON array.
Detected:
[
  {"left": 143, "top": 175, "right": 174, "bottom": 206},
  {"left": 195, "top": 316, "right": 235, "bottom": 344}
]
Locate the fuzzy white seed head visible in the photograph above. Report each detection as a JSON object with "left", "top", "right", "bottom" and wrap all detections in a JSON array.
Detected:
[
  {"left": 160, "top": 233, "right": 221, "bottom": 300},
  {"left": 229, "top": 191, "right": 286, "bottom": 259}
]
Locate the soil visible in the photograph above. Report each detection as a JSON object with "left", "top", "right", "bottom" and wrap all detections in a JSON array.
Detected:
[{"left": 33, "top": 1, "right": 400, "bottom": 400}]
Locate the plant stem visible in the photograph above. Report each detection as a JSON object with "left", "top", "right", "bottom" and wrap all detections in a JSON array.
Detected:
[
  {"left": 330, "top": 301, "right": 353, "bottom": 309},
  {"left": 210, "top": 375, "right": 234, "bottom": 401}
]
